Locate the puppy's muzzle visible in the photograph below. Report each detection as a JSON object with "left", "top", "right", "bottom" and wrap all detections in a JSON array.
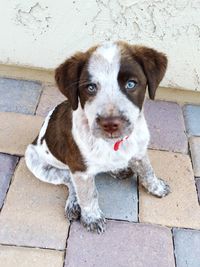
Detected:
[{"left": 96, "top": 116, "right": 123, "bottom": 135}]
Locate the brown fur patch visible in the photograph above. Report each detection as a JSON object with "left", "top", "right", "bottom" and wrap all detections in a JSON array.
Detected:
[
  {"left": 42, "top": 101, "right": 86, "bottom": 173},
  {"left": 118, "top": 41, "right": 168, "bottom": 101},
  {"left": 55, "top": 46, "right": 98, "bottom": 110},
  {"left": 118, "top": 50, "right": 147, "bottom": 109}
]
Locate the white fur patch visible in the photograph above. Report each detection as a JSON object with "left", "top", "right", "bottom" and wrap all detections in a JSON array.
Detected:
[
  {"left": 95, "top": 42, "right": 119, "bottom": 64},
  {"left": 72, "top": 106, "right": 150, "bottom": 175}
]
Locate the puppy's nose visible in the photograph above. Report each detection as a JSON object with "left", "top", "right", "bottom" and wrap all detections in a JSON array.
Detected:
[{"left": 96, "top": 116, "right": 122, "bottom": 134}]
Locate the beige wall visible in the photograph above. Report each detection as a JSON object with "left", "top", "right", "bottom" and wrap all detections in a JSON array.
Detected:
[{"left": 0, "top": 0, "right": 200, "bottom": 91}]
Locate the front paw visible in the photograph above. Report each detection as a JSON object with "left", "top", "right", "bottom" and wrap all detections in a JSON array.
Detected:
[
  {"left": 81, "top": 210, "right": 106, "bottom": 234},
  {"left": 65, "top": 198, "right": 81, "bottom": 221},
  {"left": 148, "top": 178, "right": 171, "bottom": 198}
]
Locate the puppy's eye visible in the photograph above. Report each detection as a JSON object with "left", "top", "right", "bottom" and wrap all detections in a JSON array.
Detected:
[
  {"left": 87, "top": 83, "right": 97, "bottom": 94},
  {"left": 125, "top": 80, "right": 137, "bottom": 90}
]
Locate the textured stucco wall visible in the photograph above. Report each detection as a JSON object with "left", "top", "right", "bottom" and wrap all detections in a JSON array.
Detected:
[{"left": 0, "top": 0, "right": 200, "bottom": 91}]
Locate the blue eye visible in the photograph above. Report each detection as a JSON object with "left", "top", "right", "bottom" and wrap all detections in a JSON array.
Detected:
[
  {"left": 87, "top": 83, "right": 97, "bottom": 94},
  {"left": 125, "top": 80, "right": 137, "bottom": 90}
]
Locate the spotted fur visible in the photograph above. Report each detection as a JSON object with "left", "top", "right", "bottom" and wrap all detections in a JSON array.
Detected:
[{"left": 25, "top": 41, "right": 170, "bottom": 233}]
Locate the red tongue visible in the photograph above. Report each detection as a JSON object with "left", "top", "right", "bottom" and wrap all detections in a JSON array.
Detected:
[
  {"left": 114, "top": 136, "right": 129, "bottom": 151},
  {"left": 114, "top": 140, "right": 122, "bottom": 151}
]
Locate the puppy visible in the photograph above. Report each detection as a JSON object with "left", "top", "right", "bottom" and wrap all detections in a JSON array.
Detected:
[{"left": 25, "top": 41, "right": 170, "bottom": 233}]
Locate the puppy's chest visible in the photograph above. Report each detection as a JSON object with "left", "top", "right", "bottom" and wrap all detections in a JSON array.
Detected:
[{"left": 83, "top": 138, "right": 137, "bottom": 173}]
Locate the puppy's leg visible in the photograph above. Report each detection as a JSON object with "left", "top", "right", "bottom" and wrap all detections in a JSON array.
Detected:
[
  {"left": 72, "top": 172, "right": 105, "bottom": 233},
  {"left": 129, "top": 154, "right": 171, "bottom": 197},
  {"left": 25, "top": 144, "right": 80, "bottom": 220},
  {"left": 64, "top": 182, "right": 81, "bottom": 221}
]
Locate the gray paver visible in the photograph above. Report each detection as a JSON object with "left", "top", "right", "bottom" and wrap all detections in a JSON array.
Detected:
[
  {"left": 173, "top": 228, "right": 200, "bottom": 267},
  {"left": 65, "top": 221, "right": 175, "bottom": 267},
  {"left": 183, "top": 104, "right": 200, "bottom": 136},
  {"left": 0, "top": 153, "right": 18, "bottom": 210},
  {"left": 95, "top": 173, "right": 138, "bottom": 221},
  {"left": 189, "top": 137, "right": 200, "bottom": 177},
  {"left": 0, "top": 77, "right": 42, "bottom": 114},
  {"left": 144, "top": 99, "right": 187, "bottom": 153}
]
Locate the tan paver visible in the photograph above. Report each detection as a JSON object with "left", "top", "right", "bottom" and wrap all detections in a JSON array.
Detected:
[
  {"left": 0, "top": 245, "right": 64, "bottom": 267},
  {"left": 0, "top": 112, "right": 43, "bottom": 156},
  {"left": 0, "top": 159, "right": 69, "bottom": 249},
  {"left": 139, "top": 150, "right": 200, "bottom": 229},
  {"left": 36, "top": 85, "right": 66, "bottom": 117}
]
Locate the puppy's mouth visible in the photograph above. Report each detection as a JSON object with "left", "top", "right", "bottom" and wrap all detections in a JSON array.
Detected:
[{"left": 106, "top": 133, "right": 122, "bottom": 139}]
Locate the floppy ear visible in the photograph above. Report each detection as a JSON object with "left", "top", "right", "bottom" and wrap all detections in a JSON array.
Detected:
[
  {"left": 55, "top": 52, "right": 86, "bottom": 110},
  {"left": 133, "top": 46, "right": 168, "bottom": 100}
]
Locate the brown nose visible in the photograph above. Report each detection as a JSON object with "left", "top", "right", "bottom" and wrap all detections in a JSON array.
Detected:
[{"left": 96, "top": 116, "right": 122, "bottom": 134}]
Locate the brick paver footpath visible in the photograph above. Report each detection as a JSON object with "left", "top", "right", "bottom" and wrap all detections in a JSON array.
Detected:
[
  {"left": 0, "top": 246, "right": 64, "bottom": 267},
  {"left": 196, "top": 179, "right": 200, "bottom": 203},
  {"left": 0, "top": 159, "right": 69, "bottom": 250},
  {"left": 95, "top": 172, "right": 138, "bottom": 221},
  {"left": 0, "top": 77, "right": 200, "bottom": 267},
  {"left": 0, "top": 78, "right": 42, "bottom": 115},
  {"left": 0, "top": 154, "right": 18, "bottom": 210},
  {"left": 139, "top": 150, "right": 200, "bottom": 229},
  {"left": 183, "top": 104, "right": 200, "bottom": 136},
  {"left": 65, "top": 221, "right": 175, "bottom": 267},
  {"left": 144, "top": 99, "right": 188, "bottom": 153},
  {"left": 173, "top": 228, "right": 200, "bottom": 267},
  {"left": 189, "top": 137, "right": 200, "bottom": 177},
  {"left": 0, "top": 113, "right": 43, "bottom": 156},
  {"left": 36, "top": 84, "right": 65, "bottom": 117}
]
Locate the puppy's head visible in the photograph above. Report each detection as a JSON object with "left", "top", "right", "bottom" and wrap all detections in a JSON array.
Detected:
[{"left": 55, "top": 41, "right": 167, "bottom": 140}]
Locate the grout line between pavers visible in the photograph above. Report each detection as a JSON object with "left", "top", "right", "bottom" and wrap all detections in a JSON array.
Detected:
[
  {"left": 180, "top": 104, "right": 189, "bottom": 154},
  {"left": 104, "top": 219, "right": 176, "bottom": 230},
  {"left": 136, "top": 175, "right": 140, "bottom": 223},
  {"left": 187, "top": 138, "right": 200, "bottom": 205},
  {"left": 33, "top": 83, "right": 44, "bottom": 115},
  {"left": 147, "top": 147, "right": 188, "bottom": 155},
  {"left": 194, "top": 178, "right": 200, "bottom": 205},
  {"left": 171, "top": 228, "right": 177, "bottom": 267},
  {"left": 63, "top": 222, "right": 72, "bottom": 267},
  {"left": 0, "top": 155, "right": 20, "bottom": 213},
  {"left": 107, "top": 218, "right": 200, "bottom": 232},
  {"left": 0, "top": 242, "right": 65, "bottom": 252},
  {"left": 106, "top": 217, "right": 138, "bottom": 224}
]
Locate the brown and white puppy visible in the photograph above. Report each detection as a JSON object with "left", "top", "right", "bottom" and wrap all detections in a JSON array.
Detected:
[{"left": 25, "top": 41, "right": 170, "bottom": 233}]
